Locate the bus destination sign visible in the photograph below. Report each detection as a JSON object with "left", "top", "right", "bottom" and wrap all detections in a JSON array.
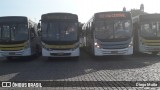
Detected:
[
  {"left": 42, "top": 15, "right": 77, "bottom": 20},
  {"left": 97, "top": 13, "right": 126, "bottom": 19}
]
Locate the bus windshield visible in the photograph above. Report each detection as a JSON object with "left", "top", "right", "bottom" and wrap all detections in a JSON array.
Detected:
[
  {"left": 41, "top": 21, "right": 78, "bottom": 41},
  {"left": 95, "top": 20, "right": 132, "bottom": 41},
  {"left": 141, "top": 22, "right": 160, "bottom": 38},
  {"left": 0, "top": 23, "right": 28, "bottom": 42}
]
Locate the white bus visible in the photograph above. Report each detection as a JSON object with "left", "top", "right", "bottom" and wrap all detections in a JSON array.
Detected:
[
  {"left": 82, "top": 11, "right": 133, "bottom": 56},
  {"left": 133, "top": 14, "right": 160, "bottom": 55},
  {"left": 0, "top": 16, "right": 40, "bottom": 60},
  {"left": 39, "top": 13, "right": 80, "bottom": 58}
]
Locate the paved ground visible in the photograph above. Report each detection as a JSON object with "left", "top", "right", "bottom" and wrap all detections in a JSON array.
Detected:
[{"left": 0, "top": 49, "right": 160, "bottom": 90}]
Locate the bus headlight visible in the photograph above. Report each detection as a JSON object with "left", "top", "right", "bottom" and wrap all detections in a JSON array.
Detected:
[
  {"left": 129, "top": 41, "right": 133, "bottom": 47},
  {"left": 129, "top": 44, "right": 132, "bottom": 47},
  {"left": 94, "top": 42, "right": 98, "bottom": 46},
  {"left": 94, "top": 42, "right": 100, "bottom": 48},
  {"left": 96, "top": 45, "right": 100, "bottom": 48}
]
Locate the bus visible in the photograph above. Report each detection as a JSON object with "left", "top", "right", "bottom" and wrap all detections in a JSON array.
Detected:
[
  {"left": 82, "top": 11, "right": 133, "bottom": 56},
  {"left": 133, "top": 14, "right": 160, "bottom": 55},
  {"left": 39, "top": 13, "right": 80, "bottom": 57},
  {"left": 0, "top": 16, "right": 40, "bottom": 59}
]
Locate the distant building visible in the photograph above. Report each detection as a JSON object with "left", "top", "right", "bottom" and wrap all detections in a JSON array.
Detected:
[
  {"left": 123, "top": 7, "right": 126, "bottom": 12},
  {"left": 130, "top": 4, "right": 147, "bottom": 23},
  {"left": 140, "top": 4, "right": 144, "bottom": 12},
  {"left": 130, "top": 4, "right": 146, "bottom": 17}
]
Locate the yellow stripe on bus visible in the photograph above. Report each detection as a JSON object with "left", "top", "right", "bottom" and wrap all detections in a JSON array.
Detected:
[
  {"left": 141, "top": 39, "right": 160, "bottom": 43},
  {"left": 42, "top": 42, "right": 78, "bottom": 49},
  {"left": 0, "top": 42, "right": 27, "bottom": 47},
  {"left": 45, "top": 44, "right": 76, "bottom": 49},
  {"left": 0, "top": 47, "right": 25, "bottom": 50},
  {"left": 143, "top": 43, "right": 160, "bottom": 46}
]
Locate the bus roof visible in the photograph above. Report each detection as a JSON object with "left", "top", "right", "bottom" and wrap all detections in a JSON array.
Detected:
[
  {"left": 0, "top": 16, "right": 28, "bottom": 23},
  {"left": 42, "top": 12, "right": 77, "bottom": 16},
  {"left": 95, "top": 11, "right": 131, "bottom": 15},
  {"left": 41, "top": 12, "right": 78, "bottom": 21},
  {"left": 139, "top": 14, "right": 160, "bottom": 21},
  {"left": 0, "top": 16, "right": 27, "bottom": 18}
]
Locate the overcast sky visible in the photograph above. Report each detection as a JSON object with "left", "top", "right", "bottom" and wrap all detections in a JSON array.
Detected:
[{"left": 0, "top": 0, "right": 160, "bottom": 23}]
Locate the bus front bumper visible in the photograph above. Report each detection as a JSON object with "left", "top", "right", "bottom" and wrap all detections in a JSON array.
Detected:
[
  {"left": 140, "top": 45, "right": 160, "bottom": 54},
  {"left": 0, "top": 48, "right": 32, "bottom": 57},
  {"left": 42, "top": 48, "right": 80, "bottom": 57},
  {"left": 94, "top": 46, "right": 133, "bottom": 56}
]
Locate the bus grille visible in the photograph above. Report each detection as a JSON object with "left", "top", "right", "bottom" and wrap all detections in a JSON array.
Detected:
[
  {"left": 0, "top": 44, "right": 26, "bottom": 51},
  {"left": 50, "top": 53, "right": 71, "bottom": 56},
  {"left": 101, "top": 44, "right": 129, "bottom": 49},
  {"left": 141, "top": 39, "right": 160, "bottom": 46}
]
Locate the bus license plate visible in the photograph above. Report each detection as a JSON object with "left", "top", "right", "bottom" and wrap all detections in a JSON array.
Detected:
[
  {"left": 9, "top": 52, "right": 15, "bottom": 55},
  {"left": 57, "top": 52, "right": 64, "bottom": 56},
  {"left": 111, "top": 51, "right": 118, "bottom": 54}
]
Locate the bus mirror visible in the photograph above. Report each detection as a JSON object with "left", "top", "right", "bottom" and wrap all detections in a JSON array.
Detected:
[
  {"left": 31, "top": 33, "right": 35, "bottom": 39},
  {"left": 38, "top": 31, "right": 42, "bottom": 36},
  {"left": 37, "top": 23, "right": 40, "bottom": 29}
]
